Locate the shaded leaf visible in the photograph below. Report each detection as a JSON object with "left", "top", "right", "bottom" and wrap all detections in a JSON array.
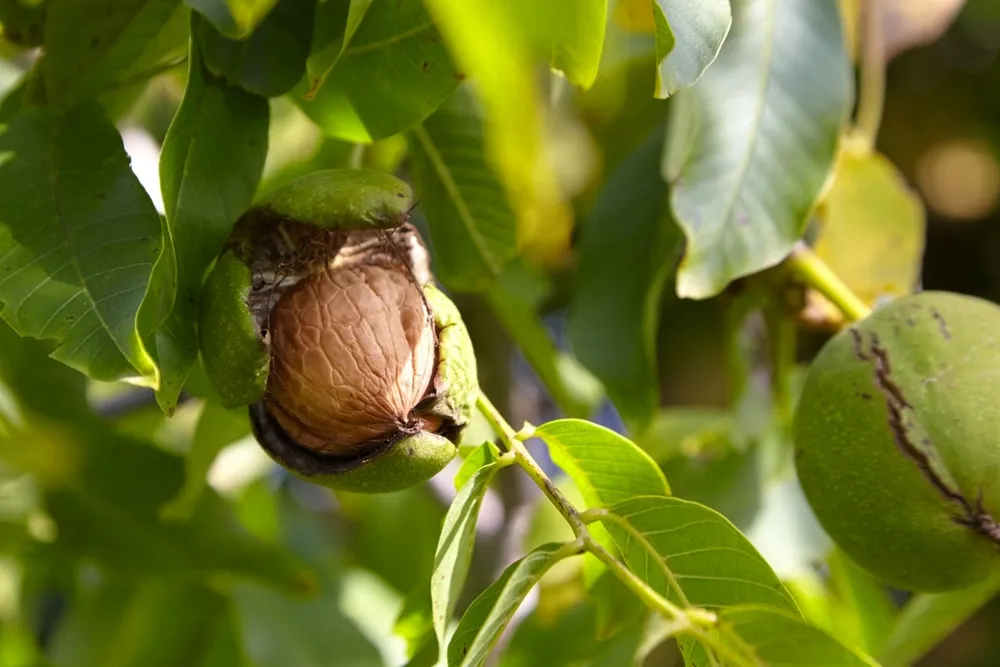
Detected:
[
  {"left": 535, "top": 420, "right": 670, "bottom": 510},
  {"left": 487, "top": 266, "right": 603, "bottom": 419},
  {"left": 432, "top": 451, "right": 505, "bottom": 660},
  {"left": 161, "top": 400, "right": 251, "bottom": 520},
  {"left": 0, "top": 104, "right": 165, "bottom": 386},
  {"left": 49, "top": 579, "right": 240, "bottom": 667},
  {"left": 423, "top": 0, "right": 572, "bottom": 265},
  {"left": 156, "top": 36, "right": 269, "bottom": 409},
  {"left": 569, "top": 127, "right": 682, "bottom": 432},
  {"left": 409, "top": 86, "right": 517, "bottom": 291},
  {"left": 665, "top": 0, "right": 852, "bottom": 299},
  {"left": 186, "top": 0, "right": 278, "bottom": 38},
  {"left": 809, "top": 144, "right": 925, "bottom": 323},
  {"left": 719, "top": 605, "right": 877, "bottom": 666},
  {"left": 198, "top": 0, "right": 315, "bottom": 97},
  {"left": 880, "top": 575, "right": 1000, "bottom": 667},
  {"left": 652, "top": 0, "right": 731, "bottom": 98},
  {"left": 447, "top": 542, "right": 579, "bottom": 667},
  {"left": 295, "top": 0, "right": 461, "bottom": 142},
  {"left": 42, "top": 0, "right": 181, "bottom": 107},
  {"left": 305, "top": 0, "right": 372, "bottom": 92},
  {"left": 607, "top": 495, "right": 797, "bottom": 612}
]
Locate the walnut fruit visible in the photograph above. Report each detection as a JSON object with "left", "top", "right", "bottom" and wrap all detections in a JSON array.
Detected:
[
  {"left": 794, "top": 291, "right": 1000, "bottom": 591},
  {"left": 199, "top": 169, "right": 478, "bottom": 493}
]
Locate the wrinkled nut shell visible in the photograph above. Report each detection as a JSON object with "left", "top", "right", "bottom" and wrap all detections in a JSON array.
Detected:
[{"left": 266, "top": 262, "right": 437, "bottom": 455}]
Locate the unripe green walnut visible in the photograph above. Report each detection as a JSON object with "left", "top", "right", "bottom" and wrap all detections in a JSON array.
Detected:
[
  {"left": 199, "top": 169, "right": 478, "bottom": 493},
  {"left": 795, "top": 291, "right": 1000, "bottom": 592}
]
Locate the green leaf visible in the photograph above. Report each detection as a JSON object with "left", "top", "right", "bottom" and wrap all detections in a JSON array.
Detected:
[
  {"left": 507, "top": 0, "right": 608, "bottom": 89},
  {"left": 42, "top": 0, "right": 182, "bottom": 107},
  {"left": 304, "top": 0, "right": 371, "bottom": 93},
  {"left": 432, "top": 452, "right": 505, "bottom": 661},
  {"left": 718, "top": 605, "right": 878, "bottom": 666},
  {"left": 606, "top": 495, "right": 798, "bottom": 612},
  {"left": 810, "top": 144, "right": 925, "bottom": 322},
  {"left": 454, "top": 441, "right": 500, "bottom": 491},
  {"left": 569, "top": 127, "right": 682, "bottom": 433},
  {"left": 233, "top": 577, "right": 383, "bottom": 667},
  {"left": 879, "top": 575, "right": 1000, "bottom": 667},
  {"left": 49, "top": 579, "right": 240, "bottom": 667},
  {"left": 198, "top": 0, "right": 315, "bottom": 97},
  {"left": 652, "top": 0, "right": 731, "bottom": 98},
  {"left": 0, "top": 104, "right": 165, "bottom": 386},
  {"left": 486, "top": 264, "right": 603, "bottom": 418},
  {"left": 0, "top": 0, "right": 46, "bottom": 47},
  {"left": 665, "top": 0, "right": 852, "bottom": 299},
  {"left": 186, "top": 0, "right": 278, "bottom": 38},
  {"left": 408, "top": 85, "right": 518, "bottom": 291},
  {"left": 161, "top": 400, "right": 251, "bottom": 521},
  {"left": 422, "top": 0, "right": 572, "bottom": 264},
  {"left": 825, "top": 549, "right": 896, "bottom": 657},
  {"left": 295, "top": 0, "right": 462, "bottom": 142},
  {"left": 447, "top": 542, "right": 579, "bottom": 667},
  {"left": 535, "top": 420, "right": 670, "bottom": 510},
  {"left": 156, "top": 36, "right": 269, "bottom": 409}
]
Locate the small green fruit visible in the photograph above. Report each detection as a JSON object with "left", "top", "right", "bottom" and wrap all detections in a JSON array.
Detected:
[
  {"left": 199, "top": 168, "right": 478, "bottom": 493},
  {"left": 795, "top": 291, "right": 1000, "bottom": 592}
]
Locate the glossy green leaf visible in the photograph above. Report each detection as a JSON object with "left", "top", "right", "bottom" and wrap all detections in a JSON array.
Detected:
[
  {"left": 487, "top": 265, "right": 603, "bottom": 419},
  {"left": 49, "top": 579, "right": 240, "bottom": 667},
  {"left": 880, "top": 575, "right": 1000, "bottom": 667},
  {"left": 422, "top": 0, "right": 572, "bottom": 265},
  {"left": 454, "top": 441, "right": 500, "bottom": 491},
  {"left": 569, "top": 128, "right": 682, "bottom": 433},
  {"left": 409, "top": 86, "right": 517, "bottom": 291},
  {"left": 606, "top": 495, "right": 797, "bottom": 612},
  {"left": 198, "top": 0, "right": 315, "bottom": 97},
  {"left": 535, "top": 420, "right": 670, "bottom": 510},
  {"left": 42, "top": 0, "right": 181, "bottom": 107},
  {"left": 186, "top": 0, "right": 278, "bottom": 38},
  {"left": 233, "top": 578, "right": 383, "bottom": 667},
  {"left": 295, "top": 0, "right": 461, "bottom": 142},
  {"left": 156, "top": 38, "right": 269, "bottom": 409},
  {"left": 0, "top": 104, "right": 165, "bottom": 387},
  {"left": 665, "top": 0, "right": 852, "bottom": 299},
  {"left": 432, "top": 450, "right": 505, "bottom": 661},
  {"left": 652, "top": 0, "right": 731, "bottom": 98},
  {"left": 161, "top": 400, "right": 251, "bottom": 521},
  {"left": 447, "top": 542, "right": 580, "bottom": 667},
  {"left": 717, "top": 606, "right": 879, "bottom": 666}
]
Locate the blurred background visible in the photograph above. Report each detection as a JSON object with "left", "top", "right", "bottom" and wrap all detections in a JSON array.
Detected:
[{"left": 1, "top": 0, "right": 1000, "bottom": 665}]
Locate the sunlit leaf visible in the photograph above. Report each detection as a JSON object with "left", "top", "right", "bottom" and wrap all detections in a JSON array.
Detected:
[
  {"left": 809, "top": 143, "right": 925, "bottom": 323},
  {"left": 825, "top": 549, "right": 897, "bottom": 657},
  {"left": 409, "top": 86, "right": 518, "bottom": 291},
  {"left": 186, "top": 0, "right": 278, "bottom": 38},
  {"left": 0, "top": 104, "right": 166, "bottom": 387},
  {"left": 488, "top": 266, "right": 603, "bottom": 419},
  {"left": 606, "top": 495, "right": 797, "bottom": 612},
  {"left": 569, "top": 128, "right": 682, "bottom": 433},
  {"left": 295, "top": 0, "right": 461, "bottom": 142},
  {"left": 49, "top": 579, "right": 240, "bottom": 667},
  {"left": 665, "top": 0, "right": 852, "bottom": 299},
  {"left": 198, "top": 0, "right": 315, "bottom": 97},
  {"left": 508, "top": 0, "right": 608, "bottom": 89},
  {"left": 422, "top": 0, "right": 572, "bottom": 266},
  {"left": 432, "top": 448, "right": 505, "bottom": 661},
  {"left": 880, "top": 574, "right": 1000, "bottom": 667},
  {"left": 42, "top": 0, "right": 181, "bottom": 107},
  {"left": 447, "top": 542, "right": 579, "bottom": 667},
  {"left": 718, "top": 605, "right": 878, "bottom": 666},
  {"left": 652, "top": 0, "right": 731, "bottom": 98},
  {"left": 156, "top": 36, "right": 269, "bottom": 409},
  {"left": 454, "top": 441, "right": 500, "bottom": 491},
  {"left": 535, "top": 420, "right": 670, "bottom": 510}
]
